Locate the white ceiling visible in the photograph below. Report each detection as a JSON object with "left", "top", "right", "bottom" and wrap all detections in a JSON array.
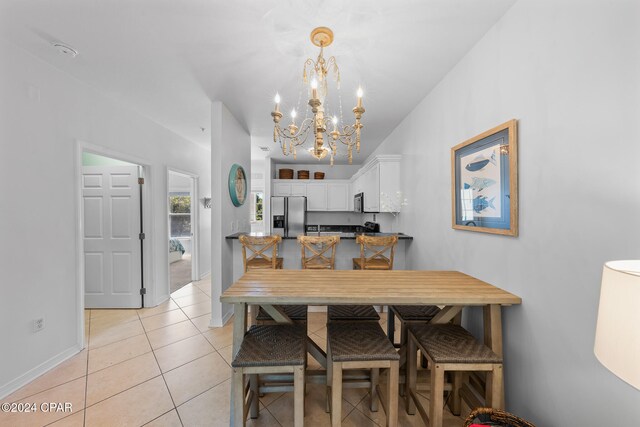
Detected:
[{"left": 0, "top": 0, "right": 515, "bottom": 164}]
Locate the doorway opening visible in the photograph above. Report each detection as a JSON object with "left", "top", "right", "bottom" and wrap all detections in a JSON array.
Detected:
[
  {"left": 168, "top": 170, "right": 198, "bottom": 294},
  {"left": 81, "top": 151, "right": 146, "bottom": 308}
]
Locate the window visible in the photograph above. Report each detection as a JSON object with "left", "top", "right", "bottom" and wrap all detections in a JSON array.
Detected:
[
  {"left": 250, "top": 191, "right": 264, "bottom": 223},
  {"left": 169, "top": 193, "right": 191, "bottom": 237}
]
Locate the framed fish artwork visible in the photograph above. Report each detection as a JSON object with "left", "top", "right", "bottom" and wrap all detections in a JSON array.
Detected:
[{"left": 451, "top": 120, "right": 518, "bottom": 236}]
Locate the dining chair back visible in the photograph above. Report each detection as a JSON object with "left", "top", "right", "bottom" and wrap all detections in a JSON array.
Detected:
[
  {"left": 298, "top": 235, "right": 340, "bottom": 269},
  {"left": 353, "top": 234, "right": 398, "bottom": 270},
  {"left": 239, "top": 235, "right": 283, "bottom": 272}
]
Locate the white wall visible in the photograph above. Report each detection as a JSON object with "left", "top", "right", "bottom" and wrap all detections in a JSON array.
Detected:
[
  {"left": 210, "top": 102, "right": 251, "bottom": 326},
  {"left": 368, "top": 0, "right": 640, "bottom": 424},
  {"left": 0, "top": 39, "right": 212, "bottom": 398}
]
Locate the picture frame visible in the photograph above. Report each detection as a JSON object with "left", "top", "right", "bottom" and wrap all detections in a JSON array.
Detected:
[
  {"left": 228, "top": 164, "right": 247, "bottom": 207},
  {"left": 451, "top": 119, "right": 518, "bottom": 236}
]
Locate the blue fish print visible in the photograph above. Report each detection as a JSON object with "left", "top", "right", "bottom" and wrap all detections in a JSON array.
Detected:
[
  {"left": 463, "top": 177, "right": 497, "bottom": 192},
  {"left": 465, "top": 151, "right": 497, "bottom": 172},
  {"left": 473, "top": 196, "right": 495, "bottom": 213}
]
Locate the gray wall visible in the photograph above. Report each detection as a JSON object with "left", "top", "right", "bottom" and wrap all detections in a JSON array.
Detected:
[
  {"left": 210, "top": 102, "right": 251, "bottom": 326},
  {"left": 0, "top": 39, "right": 212, "bottom": 398},
  {"left": 367, "top": 0, "right": 640, "bottom": 424}
]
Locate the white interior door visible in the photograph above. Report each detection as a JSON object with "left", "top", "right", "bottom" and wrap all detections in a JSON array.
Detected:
[{"left": 83, "top": 165, "right": 142, "bottom": 308}]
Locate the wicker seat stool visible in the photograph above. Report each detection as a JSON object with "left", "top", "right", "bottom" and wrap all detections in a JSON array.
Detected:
[
  {"left": 231, "top": 324, "right": 307, "bottom": 427},
  {"left": 327, "top": 305, "right": 380, "bottom": 322},
  {"left": 256, "top": 305, "right": 308, "bottom": 324},
  {"left": 388, "top": 305, "right": 441, "bottom": 347},
  {"left": 327, "top": 322, "right": 399, "bottom": 427},
  {"left": 405, "top": 324, "right": 503, "bottom": 427},
  {"left": 388, "top": 305, "right": 441, "bottom": 396}
]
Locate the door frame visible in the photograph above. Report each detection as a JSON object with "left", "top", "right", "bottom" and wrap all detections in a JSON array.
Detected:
[
  {"left": 166, "top": 167, "right": 199, "bottom": 294},
  {"left": 74, "top": 141, "right": 154, "bottom": 348}
]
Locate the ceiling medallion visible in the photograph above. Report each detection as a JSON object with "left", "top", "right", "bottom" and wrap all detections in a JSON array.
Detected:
[{"left": 271, "top": 27, "right": 365, "bottom": 165}]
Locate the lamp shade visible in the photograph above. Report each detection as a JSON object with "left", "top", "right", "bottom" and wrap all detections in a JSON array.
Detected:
[{"left": 594, "top": 260, "right": 640, "bottom": 390}]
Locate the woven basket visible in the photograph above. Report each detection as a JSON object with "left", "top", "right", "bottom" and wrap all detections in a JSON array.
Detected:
[
  {"left": 314, "top": 172, "right": 325, "bottom": 179},
  {"left": 279, "top": 168, "right": 293, "bottom": 179},
  {"left": 463, "top": 408, "right": 536, "bottom": 427},
  {"left": 297, "top": 170, "right": 309, "bottom": 179}
]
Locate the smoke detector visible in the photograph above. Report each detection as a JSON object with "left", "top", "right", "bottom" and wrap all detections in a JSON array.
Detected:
[{"left": 52, "top": 42, "right": 79, "bottom": 58}]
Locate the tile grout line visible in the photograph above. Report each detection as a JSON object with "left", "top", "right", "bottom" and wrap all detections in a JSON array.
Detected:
[{"left": 140, "top": 307, "right": 185, "bottom": 427}]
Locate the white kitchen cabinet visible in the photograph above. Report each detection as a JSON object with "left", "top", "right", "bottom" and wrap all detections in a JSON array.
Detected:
[
  {"left": 363, "top": 164, "right": 380, "bottom": 212},
  {"left": 378, "top": 159, "right": 401, "bottom": 213},
  {"left": 273, "top": 181, "right": 307, "bottom": 197},
  {"left": 306, "top": 183, "right": 327, "bottom": 211},
  {"left": 271, "top": 156, "right": 400, "bottom": 213},
  {"left": 349, "top": 155, "right": 400, "bottom": 213},
  {"left": 273, "top": 182, "right": 292, "bottom": 196},
  {"left": 327, "top": 182, "right": 349, "bottom": 211},
  {"left": 291, "top": 183, "right": 306, "bottom": 196},
  {"left": 353, "top": 174, "right": 364, "bottom": 196}
]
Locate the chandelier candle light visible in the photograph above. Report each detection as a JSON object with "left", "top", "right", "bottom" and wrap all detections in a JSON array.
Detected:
[{"left": 271, "top": 27, "right": 365, "bottom": 165}]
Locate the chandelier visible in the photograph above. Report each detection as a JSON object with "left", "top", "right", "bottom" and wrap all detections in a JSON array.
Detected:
[{"left": 271, "top": 27, "right": 365, "bottom": 165}]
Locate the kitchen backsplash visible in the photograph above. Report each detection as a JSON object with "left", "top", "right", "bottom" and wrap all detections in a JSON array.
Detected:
[{"left": 308, "top": 212, "right": 398, "bottom": 233}]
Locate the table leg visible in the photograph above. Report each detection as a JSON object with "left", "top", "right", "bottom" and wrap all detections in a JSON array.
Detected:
[
  {"left": 483, "top": 304, "right": 504, "bottom": 408},
  {"left": 430, "top": 305, "right": 463, "bottom": 324},
  {"left": 230, "top": 303, "right": 247, "bottom": 427},
  {"left": 387, "top": 309, "right": 396, "bottom": 344}
]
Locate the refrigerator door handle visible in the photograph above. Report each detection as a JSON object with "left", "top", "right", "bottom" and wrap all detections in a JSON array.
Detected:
[{"left": 284, "top": 197, "right": 288, "bottom": 237}]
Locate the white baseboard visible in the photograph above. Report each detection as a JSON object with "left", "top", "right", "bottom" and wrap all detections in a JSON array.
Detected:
[
  {"left": 208, "top": 308, "right": 233, "bottom": 328},
  {"left": 221, "top": 309, "right": 233, "bottom": 326},
  {"left": 0, "top": 344, "right": 83, "bottom": 400},
  {"left": 199, "top": 271, "right": 211, "bottom": 280},
  {"left": 150, "top": 295, "right": 170, "bottom": 307}
]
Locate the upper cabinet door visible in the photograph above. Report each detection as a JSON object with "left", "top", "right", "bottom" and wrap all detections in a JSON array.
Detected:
[
  {"left": 306, "top": 183, "right": 327, "bottom": 211},
  {"left": 327, "top": 183, "right": 349, "bottom": 211},
  {"left": 363, "top": 164, "right": 380, "bottom": 212},
  {"left": 378, "top": 160, "right": 401, "bottom": 213},
  {"left": 273, "top": 182, "right": 292, "bottom": 196},
  {"left": 291, "top": 183, "right": 307, "bottom": 196}
]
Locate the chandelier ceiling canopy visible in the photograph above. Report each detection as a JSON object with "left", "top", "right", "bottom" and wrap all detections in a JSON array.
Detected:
[{"left": 271, "top": 27, "right": 365, "bottom": 165}]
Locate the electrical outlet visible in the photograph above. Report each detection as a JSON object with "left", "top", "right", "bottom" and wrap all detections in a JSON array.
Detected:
[{"left": 33, "top": 317, "right": 45, "bottom": 332}]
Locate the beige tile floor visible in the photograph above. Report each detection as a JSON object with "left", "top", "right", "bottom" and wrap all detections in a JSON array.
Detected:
[{"left": 1, "top": 278, "right": 466, "bottom": 427}]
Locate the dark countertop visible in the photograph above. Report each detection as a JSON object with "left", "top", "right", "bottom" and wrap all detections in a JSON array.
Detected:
[{"left": 226, "top": 232, "right": 412, "bottom": 240}]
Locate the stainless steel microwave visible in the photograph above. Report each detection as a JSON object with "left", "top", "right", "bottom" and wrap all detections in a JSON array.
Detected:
[{"left": 354, "top": 192, "right": 364, "bottom": 213}]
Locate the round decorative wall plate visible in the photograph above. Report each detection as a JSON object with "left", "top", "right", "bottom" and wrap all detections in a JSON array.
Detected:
[{"left": 228, "top": 164, "right": 247, "bottom": 207}]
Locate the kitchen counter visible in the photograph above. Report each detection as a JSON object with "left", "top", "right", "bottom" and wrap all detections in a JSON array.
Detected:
[{"left": 225, "top": 232, "right": 413, "bottom": 240}]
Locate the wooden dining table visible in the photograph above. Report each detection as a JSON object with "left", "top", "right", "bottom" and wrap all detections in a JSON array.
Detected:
[{"left": 220, "top": 269, "right": 522, "bottom": 426}]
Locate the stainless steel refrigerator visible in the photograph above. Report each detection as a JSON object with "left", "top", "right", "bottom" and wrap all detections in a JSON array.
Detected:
[{"left": 271, "top": 196, "right": 307, "bottom": 237}]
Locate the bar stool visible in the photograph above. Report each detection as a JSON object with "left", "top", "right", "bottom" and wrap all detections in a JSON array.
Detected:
[
  {"left": 388, "top": 305, "right": 442, "bottom": 371},
  {"left": 239, "top": 234, "right": 305, "bottom": 324},
  {"left": 405, "top": 324, "right": 503, "bottom": 427},
  {"left": 298, "top": 235, "right": 340, "bottom": 269},
  {"left": 328, "top": 234, "right": 400, "bottom": 323},
  {"left": 327, "top": 321, "right": 400, "bottom": 427},
  {"left": 231, "top": 324, "right": 307, "bottom": 427},
  {"left": 239, "top": 234, "right": 283, "bottom": 271},
  {"left": 352, "top": 234, "right": 398, "bottom": 270}
]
